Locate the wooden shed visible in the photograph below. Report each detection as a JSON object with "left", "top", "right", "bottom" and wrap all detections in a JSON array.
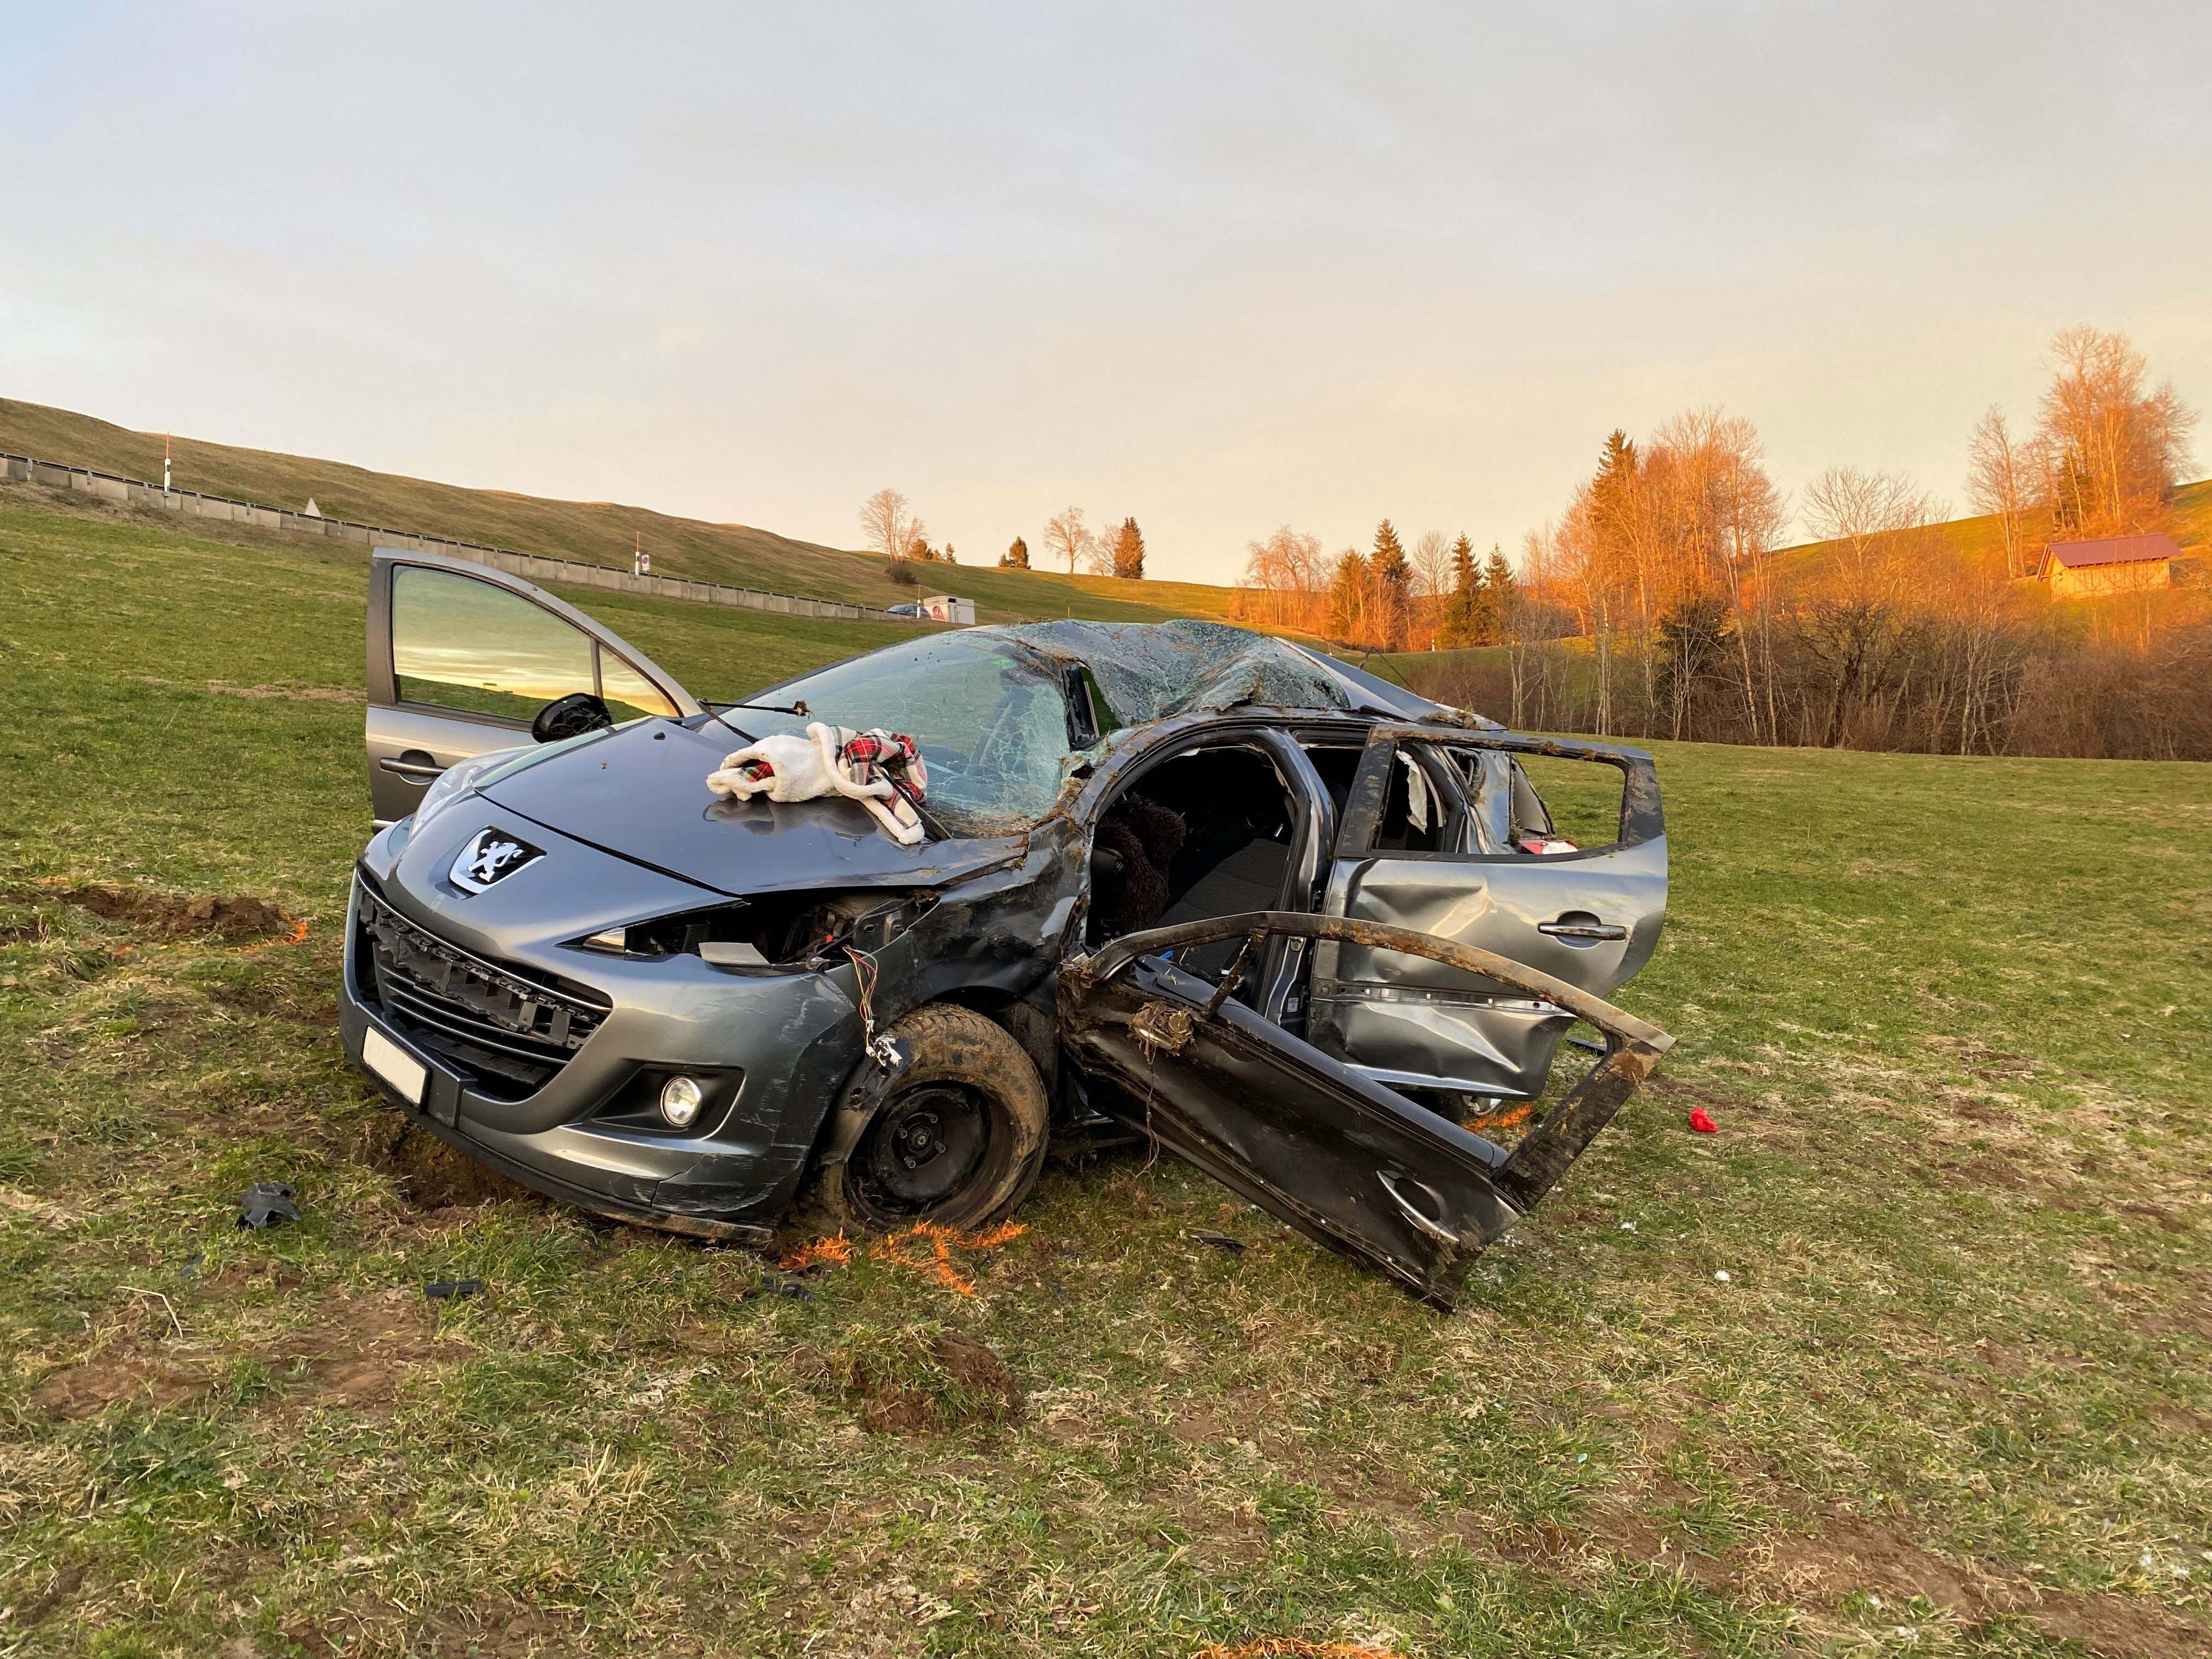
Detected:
[{"left": 2038, "top": 533, "right": 2180, "bottom": 599}]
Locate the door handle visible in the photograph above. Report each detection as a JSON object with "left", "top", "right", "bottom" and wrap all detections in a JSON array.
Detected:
[
  {"left": 1376, "top": 1170, "right": 1459, "bottom": 1245},
  {"left": 1538, "top": 919, "right": 1628, "bottom": 941},
  {"left": 378, "top": 755, "right": 447, "bottom": 781}
]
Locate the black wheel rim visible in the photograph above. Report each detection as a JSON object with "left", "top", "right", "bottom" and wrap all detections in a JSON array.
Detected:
[{"left": 850, "top": 1081, "right": 992, "bottom": 1222}]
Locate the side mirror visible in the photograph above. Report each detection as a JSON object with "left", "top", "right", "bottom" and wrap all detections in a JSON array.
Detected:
[{"left": 533, "top": 692, "right": 614, "bottom": 743}]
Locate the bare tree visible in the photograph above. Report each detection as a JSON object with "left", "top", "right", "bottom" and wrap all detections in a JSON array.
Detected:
[
  {"left": 859, "top": 488, "right": 916, "bottom": 561},
  {"left": 1080, "top": 515, "right": 1117, "bottom": 574},
  {"left": 1797, "top": 466, "right": 1946, "bottom": 746},
  {"left": 1233, "top": 526, "right": 1326, "bottom": 631},
  {"left": 1043, "top": 506, "right": 1093, "bottom": 575},
  {"left": 1408, "top": 530, "right": 1452, "bottom": 598},
  {"left": 2035, "top": 325, "right": 2198, "bottom": 537},
  {"left": 1802, "top": 466, "right": 1944, "bottom": 600},
  {"left": 1965, "top": 406, "right": 2038, "bottom": 577}
]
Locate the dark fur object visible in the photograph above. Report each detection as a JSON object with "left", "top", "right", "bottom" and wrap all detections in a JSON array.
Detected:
[{"left": 1094, "top": 794, "right": 1185, "bottom": 937}]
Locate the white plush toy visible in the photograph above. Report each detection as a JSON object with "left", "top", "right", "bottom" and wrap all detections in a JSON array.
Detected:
[{"left": 706, "top": 723, "right": 929, "bottom": 846}]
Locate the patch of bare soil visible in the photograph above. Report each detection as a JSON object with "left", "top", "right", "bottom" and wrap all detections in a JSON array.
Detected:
[
  {"left": 1644, "top": 1075, "right": 1745, "bottom": 1112},
  {"left": 30, "top": 1352, "right": 203, "bottom": 1420},
  {"left": 1943, "top": 1155, "right": 2035, "bottom": 1190},
  {"left": 16, "top": 882, "right": 299, "bottom": 941},
  {"left": 1163, "top": 1493, "right": 1273, "bottom": 1565},
  {"left": 7, "top": 1562, "right": 88, "bottom": 1629},
  {"left": 798, "top": 1331, "right": 1026, "bottom": 1435},
  {"left": 1544, "top": 1496, "right": 1730, "bottom": 1594},
  {"left": 208, "top": 980, "right": 341, "bottom": 1029},
  {"left": 2120, "top": 1201, "right": 2191, "bottom": 1235},
  {"left": 31, "top": 1288, "right": 446, "bottom": 1420},
  {"left": 1948, "top": 1096, "right": 2016, "bottom": 1125},
  {"left": 280, "top": 1599, "right": 577, "bottom": 1657},
  {"left": 360, "top": 1118, "right": 529, "bottom": 1211},
  {"left": 131, "top": 674, "right": 360, "bottom": 703},
  {"left": 1756, "top": 1515, "right": 2210, "bottom": 1658},
  {"left": 266, "top": 1289, "right": 442, "bottom": 1410}
]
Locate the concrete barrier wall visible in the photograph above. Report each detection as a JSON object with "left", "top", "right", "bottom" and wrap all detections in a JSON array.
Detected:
[{"left": 2, "top": 452, "right": 917, "bottom": 625}]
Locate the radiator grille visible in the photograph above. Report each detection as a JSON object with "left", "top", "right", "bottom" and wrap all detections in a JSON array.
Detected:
[{"left": 356, "top": 879, "right": 608, "bottom": 1095}]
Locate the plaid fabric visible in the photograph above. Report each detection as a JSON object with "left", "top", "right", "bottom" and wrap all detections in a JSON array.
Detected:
[{"left": 834, "top": 729, "right": 928, "bottom": 809}]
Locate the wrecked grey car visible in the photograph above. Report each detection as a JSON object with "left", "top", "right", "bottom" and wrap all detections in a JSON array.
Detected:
[{"left": 341, "top": 549, "right": 1672, "bottom": 1306}]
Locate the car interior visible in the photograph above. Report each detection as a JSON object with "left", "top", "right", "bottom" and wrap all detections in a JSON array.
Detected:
[{"left": 1086, "top": 743, "right": 1301, "bottom": 985}]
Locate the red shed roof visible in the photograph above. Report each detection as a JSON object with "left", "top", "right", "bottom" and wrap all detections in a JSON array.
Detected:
[{"left": 2041, "top": 533, "right": 2181, "bottom": 572}]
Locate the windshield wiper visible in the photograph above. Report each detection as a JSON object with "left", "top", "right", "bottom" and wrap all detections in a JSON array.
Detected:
[{"left": 699, "top": 696, "right": 812, "bottom": 745}]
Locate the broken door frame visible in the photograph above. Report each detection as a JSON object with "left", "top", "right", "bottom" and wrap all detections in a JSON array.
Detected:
[{"left": 1061, "top": 910, "right": 1674, "bottom": 1304}]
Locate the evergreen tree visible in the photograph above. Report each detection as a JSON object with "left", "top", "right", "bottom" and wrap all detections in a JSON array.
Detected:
[
  {"left": 1370, "top": 520, "right": 1412, "bottom": 648},
  {"left": 1111, "top": 517, "right": 1146, "bottom": 580},
  {"left": 1431, "top": 534, "right": 1479, "bottom": 648},
  {"left": 1595, "top": 428, "right": 1638, "bottom": 496},
  {"left": 1449, "top": 533, "right": 1477, "bottom": 596},
  {"left": 1328, "top": 550, "right": 1370, "bottom": 642},
  {"left": 1592, "top": 428, "right": 1640, "bottom": 556},
  {"left": 1477, "top": 545, "right": 1516, "bottom": 644},
  {"left": 1000, "top": 535, "right": 1030, "bottom": 569}
]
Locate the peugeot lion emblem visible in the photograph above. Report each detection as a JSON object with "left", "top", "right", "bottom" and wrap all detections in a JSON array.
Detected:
[{"left": 449, "top": 828, "right": 544, "bottom": 894}]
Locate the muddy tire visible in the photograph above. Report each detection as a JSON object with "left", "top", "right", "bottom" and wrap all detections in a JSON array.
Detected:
[{"left": 807, "top": 1004, "right": 1049, "bottom": 1233}]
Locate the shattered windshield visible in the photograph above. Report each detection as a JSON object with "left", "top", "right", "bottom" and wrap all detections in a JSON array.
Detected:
[{"left": 727, "top": 633, "right": 1074, "bottom": 828}]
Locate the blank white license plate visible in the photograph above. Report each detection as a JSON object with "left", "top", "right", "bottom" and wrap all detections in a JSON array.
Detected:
[{"left": 362, "top": 1027, "right": 427, "bottom": 1105}]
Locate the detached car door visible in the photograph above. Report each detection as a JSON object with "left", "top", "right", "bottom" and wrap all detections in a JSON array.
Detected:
[
  {"left": 1309, "top": 726, "right": 1666, "bottom": 1101},
  {"left": 365, "top": 548, "right": 701, "bottom": 824},
  {"left": 1058, "top": 912, "right": 1672, "bottom": 1307}
]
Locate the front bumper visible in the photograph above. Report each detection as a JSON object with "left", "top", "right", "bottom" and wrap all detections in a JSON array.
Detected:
[{"left": 337, "top": 814, "right": 871, "bottom": 1235}]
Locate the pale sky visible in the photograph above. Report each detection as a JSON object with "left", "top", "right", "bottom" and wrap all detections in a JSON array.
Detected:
[{"left": 4, "top": 2, "right": 2208, "bottom": 583}]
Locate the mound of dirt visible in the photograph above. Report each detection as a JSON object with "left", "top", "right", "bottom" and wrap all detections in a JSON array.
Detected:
[{"left": 25, "top": 882, "right": 299, "bottom": 940}]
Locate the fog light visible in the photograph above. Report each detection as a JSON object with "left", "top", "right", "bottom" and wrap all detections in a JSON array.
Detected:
[{"left": 658, "top": 1075, "right": 704, "bottom": 1128}]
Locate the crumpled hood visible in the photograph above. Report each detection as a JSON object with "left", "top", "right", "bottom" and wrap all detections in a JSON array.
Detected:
[{"left": 478, "top": 718, "right": 1023, "bottom": 896}]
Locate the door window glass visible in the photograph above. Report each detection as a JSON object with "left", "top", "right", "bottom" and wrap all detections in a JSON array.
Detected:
[
  {"left": 392, "top": 567, "right": 596, "bottom": 721},
  {"left": 597, "top": 648, "right": 678, "bottom": 721}
]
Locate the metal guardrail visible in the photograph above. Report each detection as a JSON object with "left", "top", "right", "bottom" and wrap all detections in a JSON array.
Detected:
[{"left": 0, "top": 451, "right": 919, "bottom": 625}]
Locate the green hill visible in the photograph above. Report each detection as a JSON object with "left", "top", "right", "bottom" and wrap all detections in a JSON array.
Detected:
[
  {"left": 1767, "top": 476, "right": 2210, "bottom": 590},
  {"left": 0, "top": 397, "right": 1269, "bottom": 631}
]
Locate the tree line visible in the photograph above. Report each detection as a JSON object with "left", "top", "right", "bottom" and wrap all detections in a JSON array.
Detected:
[
  {"left": 1232, "top": 522, "right": 1523, "bottom": 649},
  {"left": 860, "top": 491, "right": 1147, "bottom": 582},
  {"left": 1239, "top": 326, "right": 2207, "bottom": 761}
]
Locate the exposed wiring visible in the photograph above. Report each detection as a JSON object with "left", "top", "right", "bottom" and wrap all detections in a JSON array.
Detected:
[{"left": 844, "top": 944, "right": 896, "bottom": 1068}]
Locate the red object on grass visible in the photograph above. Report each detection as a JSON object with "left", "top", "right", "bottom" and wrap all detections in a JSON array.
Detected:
[{"left": 1688, "top": 1107, "right": 1718, "bottom": 1134}]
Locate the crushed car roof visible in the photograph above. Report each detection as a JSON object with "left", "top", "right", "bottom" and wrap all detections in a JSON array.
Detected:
[{"left": 998, "top": 618, "right": 1494, "bottom": 730}]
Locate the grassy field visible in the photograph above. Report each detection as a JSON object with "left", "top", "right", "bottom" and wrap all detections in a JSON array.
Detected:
[
  {"left": 2, "top": 489, "right": 2209, "bottom": 1658},
  {"left": 0, "top": 399, "right": 1273, "bottom": 634}
]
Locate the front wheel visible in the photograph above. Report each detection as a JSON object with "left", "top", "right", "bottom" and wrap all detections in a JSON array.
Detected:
[{"left": 809, "top": 1004, "right": 1049, "bottom": 1232}]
